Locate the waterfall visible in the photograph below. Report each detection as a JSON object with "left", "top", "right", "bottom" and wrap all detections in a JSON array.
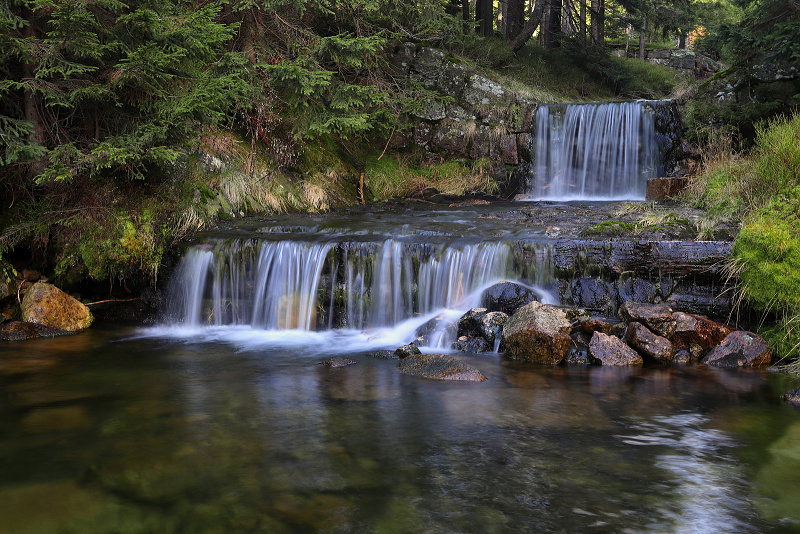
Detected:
[
  {"left": 528, "top": 101, "right": 660, "bottom": 201},
  {"left": 165, "top": 239, "right": 515, "bottom": 331}
]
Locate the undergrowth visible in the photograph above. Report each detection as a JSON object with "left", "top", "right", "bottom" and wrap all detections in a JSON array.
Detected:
[{"left": 691, "top": 113, "right": 800, "bottom": 365}]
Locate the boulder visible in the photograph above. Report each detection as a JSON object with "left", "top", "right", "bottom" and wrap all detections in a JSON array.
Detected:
[
  {"left": 782, "top": 387, "right": 800, "bottom": 406},
  {"left": 411, "top": 47, "right": 445, "bottom": 85},
  {"left": 624, "top": 322, "right": 673, "bottom": 363},
  {"left": 457, "top": 308, "right": 487, "bottom": 338},
  {"left": 397, "top": 353, "right": 487, "bottom": 381},
  {"left": 503, "top": 301, "right": 572, "bottom": 364},
  {"left": 414, "top": 314, "right": 457, "bottom": 347},
  {"left": 395, "top": 344, "right": 422, "bottom": 358},
  {"left": 20, "top": 283, "right": 93, "bottom": 332},
  {"left": 580, "top": 317, "right": 610, "bottom": 335},
  {"left": 670, "top": 312, "right": 733, "bottom": 353},
  {"left": 320, "top": 357, "right": 357, "bottom": 367},
  {"left": 565, "top": 331, "right": 591, "bottom": 364},
  {"left": 702, "top": 331, "right": 771, "bottom": 368},
  {"left": 452, "top": 336, "right": 491, "bottom": 353},
  {"left": 618, "top": 302, "right": 676, "bottom": 338},
  {"left": 480, "top": 281, "right": 539, "bottom": 316},
  {"left": 588, "top": 332, "right": 643, "bottom": 366},
  {"left": 478, "top": 311, "right": 508, "bottom": 346}
]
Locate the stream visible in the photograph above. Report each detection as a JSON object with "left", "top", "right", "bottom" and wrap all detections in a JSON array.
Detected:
[{"left": 2, "top": 101, "right": 799, "bottom": 533}]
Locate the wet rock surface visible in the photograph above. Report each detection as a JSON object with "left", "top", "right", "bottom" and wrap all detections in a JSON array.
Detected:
[
  {"left": 397, "top": 354, "right": 487, "bottom": 381},
  {"left": 625, "top": 322, "right": 674, "bottom": 362},
  {"left": 452, "top": 336, "right": 492, "bottom": 353},
  {"left": 415, "top": 314, "right": 457, "bottom": 347},
  {"left": 618, "top": 302, "right": 676, "bottom": 338},
  {"left": 671, "top": 312, "right": 734, "bottom": 353},
  {"left": 320, "top": 357, "right": 357, "bottom": 367},
  {"left": 0, "top": 321, "right": 71, "bottom": 341},
  {"left": 21, "top": 283, "right": 93, "bottom": 332},
  {"left": 395, "top": 344, "right": 422, "bottom": 358},
  {"left": 702, "top": 331, "right": 772, "bottom": 368},
  {"left": 589, "top": 332, "right": 644, "bottom": 366},
  {"left": 480, "top": 282, "right": 539, "bottom": 316},
  {"left": 503, "top": 301, "right": 572, "bottom": 364}
]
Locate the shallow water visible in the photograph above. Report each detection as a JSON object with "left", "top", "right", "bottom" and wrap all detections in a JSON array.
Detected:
[{"left": 2, "top": 325, "right": 800, "bottom": 534}]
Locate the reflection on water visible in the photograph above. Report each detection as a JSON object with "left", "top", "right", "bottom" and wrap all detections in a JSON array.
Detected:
[{"left": 1, "top": 326, "right": 800, "bottom": 533}]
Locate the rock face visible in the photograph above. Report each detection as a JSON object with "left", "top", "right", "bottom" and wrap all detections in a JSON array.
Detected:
[
  {"left": 452, "top": 336, "right": 492, "bottom": 353},
  {"left": 588, "top": 332, "right": 643, "bottom": 365},
  {"left": 625, "top": 322, "right": 673, "bottom": 362},
  {"left": 397, "top": 354, "right": 487, "bottom": 381},
  {"left": 702, "top": 331, "right": 772, "bottom": 368},
  {"left": 479, "top": 311, "right": 507, "bottom": 347},
  {"left": 503, "top": 301, "right": 571, "bottom": 364},
  {"left": 618, "top": 302, "right": 676, "bottom": 338},
  {"left": 20, "top": 283, "right": 93, "bottom": 332},
  {"left": 646, "top": 177, "right": 689, "bottom": 201},
  {"left": 458, "top": 308, "right": 487, "bottom": 338},
  {"left": 414, "top": 314, "right": 457, "bottom": 347},
  {"left": 395, "top": 344, "right": 422, "bottom": 358},
  {"left": 480, "top": 281, "right": 539, "bottom": 316}
]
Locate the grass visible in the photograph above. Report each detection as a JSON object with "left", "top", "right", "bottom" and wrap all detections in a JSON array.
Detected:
[{"left": 690, "top": 113, "right": 800, "bottom": 364}]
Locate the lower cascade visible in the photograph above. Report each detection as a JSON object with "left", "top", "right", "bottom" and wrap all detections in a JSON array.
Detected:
[
  {"left": 165, "top": 238, "right": 529, "bottom": 338},
  {"left": 528, "top": 101, "right": 661, "bottom": 200}
]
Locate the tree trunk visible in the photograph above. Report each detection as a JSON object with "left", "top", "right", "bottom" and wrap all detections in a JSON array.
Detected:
[
  {"left": 505, "top": 0, "right": 525, "bottom": 40},
  {"left": 510, "top": 0, "right": 547, "bottom": 51},
  {"left": 679, "top": 31, "right": 687, "bottom": 49},
  {"left": 639, "top": 16, "right": 646, "bottom": 60},
  {"left": 546, "top": 0, "right": 562, "bottom": 47},
  {"left": 590, "top": 0, "right": 604, "bottom": 46},
  {"left": 580, "top": 0, "right": 586, "bottom": 45},
  {"left": 21, "top": 8, "right": 46, "bottom": 175},
  {"left": 463, "top": 0, "right": 471, "bottom": 34},
  {"left": 481, "top": 0, "right": 494, "bottom": 36},
  {"left": 562, "top": 0, "right": 574, "bottom": 37},
  {"left": 476, "top": 0, "right": 484, "bottom": 34}
]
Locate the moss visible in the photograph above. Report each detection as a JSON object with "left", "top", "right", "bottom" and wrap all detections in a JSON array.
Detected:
[{"left": 581, "top": 220, "right": 637, "bottom": 237}]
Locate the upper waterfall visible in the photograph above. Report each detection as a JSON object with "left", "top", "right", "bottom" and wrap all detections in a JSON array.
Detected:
[{"left": 527, "top": 101, "right": 661, "bottom": 201}]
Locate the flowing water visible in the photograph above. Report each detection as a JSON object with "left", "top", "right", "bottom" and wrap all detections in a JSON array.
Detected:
[
  {"left": 527, "top": 101, "right": 664, "bottom": 201},
  {"left": 2, "top": 202, "right": 800, "bottom": 533}
]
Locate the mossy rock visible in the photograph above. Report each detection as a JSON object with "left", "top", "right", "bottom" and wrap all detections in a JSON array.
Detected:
[{"left": 20, "top": 283, "right": 93, "bottom": 332}]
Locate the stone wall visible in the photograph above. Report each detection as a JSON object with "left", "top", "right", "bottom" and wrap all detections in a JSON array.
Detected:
[{"left": 388, "top": 43, "right": 538, "bottom": 168}]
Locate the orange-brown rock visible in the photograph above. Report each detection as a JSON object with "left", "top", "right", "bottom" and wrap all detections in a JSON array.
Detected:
[
  {"left": 20, "top": 283, "right": 93, "bottom": 332},
  {"left": 702, "top": 331, "right": 771, "bottom": 368},
  {"left": 503, "top": 301, "right": 572, "bottom": 364}
]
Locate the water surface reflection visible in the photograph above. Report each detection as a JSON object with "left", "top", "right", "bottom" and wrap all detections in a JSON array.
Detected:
[{"left": 0, "top": 327, "right": 799, "bottom": 533}]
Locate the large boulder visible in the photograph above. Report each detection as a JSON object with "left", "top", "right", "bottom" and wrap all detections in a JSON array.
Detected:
[
  {"left": 480, "top": 281, "right": 539, "bottom": 316},
  {"left": 20, "top": 283, "right": 93, "bottom": 332},
  {"left": 503, "top": 301, "right": 571, "bottom": 364},
  {"left": 457, "top": 308, "right": 487, "bottom": 338},
  {"left": 397, "top": 354, "right": 487, "bottom": 381},
  {"left": 451, "top": 336, "right": 492, "bottom": 353},
  {"left": 702, "top": 331, "right": 772, "bottom": 368},
  {"left": 415, "top": 314, "right": 457, "bottom": 347},
  {"left": 670, "top": 312, "right": 733, "bottom": 353},
  {"left": 618, "top": 302, "right": 676, "bottom": 338},
  {"left": 624, "top": 322, "right": 673, "bottom": 363},
  {"left": 589, "top": 332, "right": 643, "bottom": 366}
]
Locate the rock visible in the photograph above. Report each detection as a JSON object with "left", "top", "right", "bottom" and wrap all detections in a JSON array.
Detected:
[
  {"left": 411, "top": 47, "right": 445, "bottom": 85},
  {"left": 478, "top": 311, "right": 507, "bottom": 346},
  {"left": 389, "top": 41, "right": 417, "bottom": 74},
  {"left": 670, "top": 312, "right": 734, "bottom": 354},
  {"left": 702, "top": 331, "right": 772, "bottom": 368},
  {"left": 414, "top": 314, "right": 457, "bottom": 347},
  {"left": 646, "top": 177, "right": 689, "bottom": 201},
  {"left": 503, "top": 301, "right": 572, "bottom": 364},
  {"left": 782, "top": 387, "right": 800, "bottom": 405},
  {"left": 499, "top": 134, "right": 518, "bottom": 165},
  {"left": 0, "top": 280, "right": 10, "bottom": 301},
  {"left": 415, "top": 99, "right": 446, "bottom": 121},
  {"left": 672, "top": 350, "right": 692, "bottom": 364},
  {"left": 468, "top": 125, "right": 491, "bottom": 159},
  {"left": 20, "top": 283, "right": 93, "bottom": 332},
  {"left": 369, "top": 350, "right": 398, "bottom": 359},
  {"left": 437, "top": 62, "right": 468, "bottom": 96},
  {"left": 565, "top": 332, "right": 591, "bottom": 364},
  {"left": 463, "top": 74, "right": 507, "bottom": 106},
  {"left": 457, "top": 307, "right": 487, "bottom": 338},
  {"left": 624, "top": 322, "right": 673, "bottom": 363},
  {"left": 0, "top": 321, "right": 70, "bottom": 341},
  {"left": 617, "top": 301, "right": 676, "bottom": 338},
  {"left": 397, "top": 353, "right": 487, "bottom": 381},
  {"left": 480, "top": 281, "right": 539, "bottom": 316},
  {"left": 395, "top": 344, "right": 422, "bottom": 358},
  {"left": 432, "top": 119, "right": 469, "bottom": 155},
  {"left": 22, "top": 268, "right": 40, "bottom": 282},
  {"left": 452, "top": 336, "right": 491, "bottom": 353},
  {"left": 580, "top": 317, "right": 610, "bottom": 335},
  {"left": 320, "top": 357, "right": 357, "bottom": 367},
  {"left": 588, "top": 332, "right": 643, "bottom": 366}
]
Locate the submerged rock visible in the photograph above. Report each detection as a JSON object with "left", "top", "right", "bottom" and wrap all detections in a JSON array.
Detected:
[
  {"left": 0, "top": 321, "right": 70, "bottom": 341},
  {"left": 20, "top": 283, "right": 93, "bottom": 332},
  {"left": 588, "top": 332, "right": 643, "bottom": 366},
  {"left": 503, "top": 301, "right": 571, "bottom": 364},
  {"left": 618, "top": 302, "right": 676, "bottom": 338},
  {"left": 320, "top": 357, "right": 357, "bottom": 368},
  {"left": 397, "top": 353, "right": 487, "bottom": 381},
  {"left": 702, "top": 331, "right": 771, "bottom": 368},
  {"left": 480, "top": 281, "right": 539, "bottom": 316},
  {"left": 625, "top": 322, "right": 673, "bottom": 363}
]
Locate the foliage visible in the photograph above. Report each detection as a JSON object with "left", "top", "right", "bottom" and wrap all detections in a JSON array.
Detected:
[{"left": 694, "top": 113, "right": 800, "bottom": 362}]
